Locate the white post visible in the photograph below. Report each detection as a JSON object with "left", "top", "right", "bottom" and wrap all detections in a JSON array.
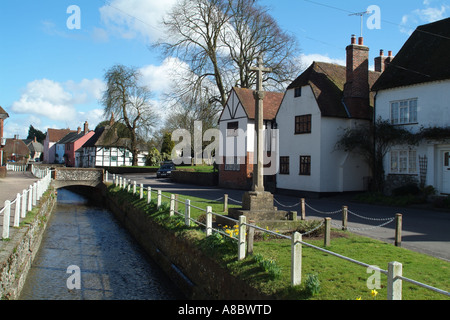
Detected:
[
  {"left": 14, "top": 193, "right": 21, "bottom": 227},
  {"left": 206, "top": 206, "right": 212, "bottom": 236},
  {"left": 32, "top": 183, "right": 37, "bottom": 207},
  {"left": 387, "top": 261, "right": 403, "bottom": 300},
  {"left": 127, "top": 180, "right": 131, "bottom": 192},
  {"left": 133, "top": 181, "right": 136, "bottom": 194},
  {"left": 291, "top": 232, "right": 302, "bottom": 286},
  {"left": 238, "top": 215, "right": 247, "bottom": 261},
  {"left": 105, "top": 171, "right": 109, "bottom": 182},
  {"left": 119, "top": 176, "right": 123, "bottom": 189},
  {"left": 157, "top": 190, "right": 162, "bottom": 210},
  {"left": 36, "top": 181, "right": 41, "bottom": 201},
  {"left": 140, "top": 184, "right": 143, "bottom": 199},
  {"left": 27, "top": 186, "right": 32, "bottom": 211},
  {"left": 147, "top": 187, "right": 152, "bottom": 204},
  {"left": 170, "top": 194, "right": 175, "bottom": 217},
  {"left": 3, "top": 200, "right": 11, "bottom": 239},
  {"left": 21, "top": 189, "right": 27, "bottom": 218},
  {"left": 184, "top": 199, "right": 190, "bottom": 226}
]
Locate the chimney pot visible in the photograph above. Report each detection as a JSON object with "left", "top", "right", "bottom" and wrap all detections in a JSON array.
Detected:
[
  {"left": 77, "top": 127, "right": 81, "bottom": 134},
  {"left": 380, "top": 49, "right": 384, "bottom": 56},
  {"left": 351, "top": 34, "right": 356, "bottom": 44},
  {"left": 358, "top": 37, "right": 364, "bottom": 45},
  {"left": 388, "top": 50, "right": 393, "bottom": 57}
]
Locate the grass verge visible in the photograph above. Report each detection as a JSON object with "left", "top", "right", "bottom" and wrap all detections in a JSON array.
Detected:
[{"left": 107, "top": 184, "right": 450, "bottom": 300}]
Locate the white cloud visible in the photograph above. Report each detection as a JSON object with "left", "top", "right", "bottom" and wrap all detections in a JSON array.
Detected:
[
  {"left": 10, "top": 78, "right": 106, "bottom": 133},
  {"left": 400, "top": 3, "right": 449, "bottom": 34},
  {"left": 139, "top": 57, "right": 189, "bottom": 93},
  {"left": 299, "top": 53, "right": 345, "bottom": 72},
  {"left": 11, "top": 79, "right": 76, "bottom": 121},
  {"left": 99, "top": 0, "right": 177, "bottom": 42}
]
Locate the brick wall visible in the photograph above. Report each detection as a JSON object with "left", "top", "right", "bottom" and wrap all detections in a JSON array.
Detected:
[{"left": 218, "top": 152, "right": 253, "bottom": 190}]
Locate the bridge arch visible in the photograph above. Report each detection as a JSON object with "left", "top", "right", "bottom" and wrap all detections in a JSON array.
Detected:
[{"left": 52, "top": 168, "right": 104, "bottom": 189}]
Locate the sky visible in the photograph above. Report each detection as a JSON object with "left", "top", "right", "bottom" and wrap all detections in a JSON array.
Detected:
[{"left": 1, "top": 0, "right": 449, "bottom": 140}]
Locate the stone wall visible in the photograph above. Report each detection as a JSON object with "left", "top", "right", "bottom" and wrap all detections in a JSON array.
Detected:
[
  {"left": 0, "top": 189, "right": 56, "bottom": 300},
  {"left": 104, "top": 186, "right": 271, "bottom": 300}
]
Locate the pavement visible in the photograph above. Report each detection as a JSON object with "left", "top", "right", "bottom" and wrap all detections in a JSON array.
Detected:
[
  {"left": 120, "top": 172, "right": 450, "bottom": 262},
  {"left": 0, "top": 171, "right": 40, "bottom": 241},
  {"left": 1, "top": 170, "right": 449, "bottom": 262}
]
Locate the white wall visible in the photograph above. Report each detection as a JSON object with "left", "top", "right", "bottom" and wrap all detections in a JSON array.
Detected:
[
  {"left": 375, "top": 80, "right": 450, "bottom": 194},
  {"left": 276, "top": 85, "right": 322, "bottom": 192},
  {"left": 276, "top": 85, "right": 371, "bottom": 193}
]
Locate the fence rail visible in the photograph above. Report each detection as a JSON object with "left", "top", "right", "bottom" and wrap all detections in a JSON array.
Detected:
[
  {"left": 108, "top": 172, "right": 450, "bottom": 300},
  {"left": 1, "top": 167, "right": 52, "bottom": 240}
]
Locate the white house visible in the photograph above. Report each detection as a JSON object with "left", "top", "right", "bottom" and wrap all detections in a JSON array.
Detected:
[
  {"left": 372, "top": 18, "right": 450, "bottom": 195},
  {"left": 218, "top": 87, "right": 284, "bottom": 190},
  {"left": 275, "top": 35, "right": 382, "bottom": 197}
]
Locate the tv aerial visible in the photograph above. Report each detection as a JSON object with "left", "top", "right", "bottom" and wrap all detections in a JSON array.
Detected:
[{"left": 349, "top": 11, "right": 370, "bottom": 38}]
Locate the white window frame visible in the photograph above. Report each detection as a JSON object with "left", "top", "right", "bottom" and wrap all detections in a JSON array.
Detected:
[
  {"left": 390, "top": 149, "right": 417, "bottom": 174},
  {"left": 390, "top": 98, "right": 418, "bottom": 125}
]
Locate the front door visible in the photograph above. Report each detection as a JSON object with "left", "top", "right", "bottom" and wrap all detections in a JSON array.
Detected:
[{"left": 443, "top": 151, "right": 450, "bottom": 194}]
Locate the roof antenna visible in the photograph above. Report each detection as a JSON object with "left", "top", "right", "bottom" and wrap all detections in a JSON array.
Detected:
[{"left": 349, "top": 11, "right": 370, "bottom": 38}]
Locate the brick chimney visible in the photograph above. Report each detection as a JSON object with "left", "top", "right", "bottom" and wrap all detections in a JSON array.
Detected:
[
  {"left": 344, "top": 35, "right": 369, "bottom": 100},
  {"left": 375, "top": 49, "right": 395, "bottom": 72},
  {"left": 77, "top": 127, "right": 81, "bottom": 134},
  {"left": 343, "top": 35, "right": 370, "bottom": 118},
  {"left": 83, "top": 121, "right": 89, "bottom": 135}
]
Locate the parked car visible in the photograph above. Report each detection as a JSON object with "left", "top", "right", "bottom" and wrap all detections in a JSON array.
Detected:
[{"left": 156, "top": 163, "right": 176, "bottom": 178}]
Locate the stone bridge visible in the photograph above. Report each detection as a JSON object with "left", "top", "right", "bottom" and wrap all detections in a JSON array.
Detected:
[{"left": 52, "top": 168, "right": 104, "bottom": 189}]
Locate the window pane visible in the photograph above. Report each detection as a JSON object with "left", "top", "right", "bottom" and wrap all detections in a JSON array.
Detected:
[
  {"left": 391, "top": 102, "right": 399, "bottom": 124},
  {"left": 409, "top": 100, "right": 417, "bottom": 123},
  {"left": 409, "top": 150, "right": 417, "bottom": 174},
  {"left": 391, "top": 151, "right": 398, "bottom": 173}
]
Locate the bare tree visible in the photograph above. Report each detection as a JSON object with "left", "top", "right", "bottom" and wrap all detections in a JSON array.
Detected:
[
  {"left": 101, "top": 64, "right": 159, "bottom": 166},
  {"left": 155, "top": 0, "right": 301, "bottom": 111}
]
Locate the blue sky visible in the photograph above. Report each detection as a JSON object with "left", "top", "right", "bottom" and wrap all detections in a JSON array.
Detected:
[{"left": 1, "top": 0, "right": 449, "bottom": 139}]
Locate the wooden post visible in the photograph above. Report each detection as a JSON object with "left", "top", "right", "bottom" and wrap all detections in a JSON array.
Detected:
[
  {"left": 223, "top": 194, "right": 228, "bottom": 213},
  {"left": 32, "top": 183, "right": 37, "bottom": 206},
  {"left": 14, "top": 193, "right": 21, "bottom": 227},
  {"left": 395, "top": 214, "right": 402, "bottom": 247},
  {"left": 174, "top": 194, "right": 179, "bottom": 212},
  {"left": 324, "top": 217, "right": 331, "bottom": 247},
  {"left": 300, "top": 198, "right": 306, "bottom": 220},
  {"left": 342, "top": 206, "right": 348, "bottom": 231},
  {"left": 21, "top": 189, "right": 27, "bottom": 218},
  {"left": 170, "top": 194, "right": 175, "bottom": 217},
  {"left": 247, "top": 220, "right": 255, "bottom": 255},
  {"left": 27, "top": 186, "right": 32, "bottom": 211},
  {"left": 147, "top": 187, "right": 152, "bottom": 203},
  {"left": 3, "top": 200, "right": 10, "bottom": 239},
  {"left": 157, "top": 190, "right": 162, "bottom": 210},
  {"left": 238, "top": 215, "right": 246, "bottom": 261},
  {"left": 206, "top": 206, "right": 212, "bottom": 236},
  {"left": 185, "top": 199, "right": 191, "bottom": 227},
  {"left": 387, "top": 261, "right": 403, "bottom": 300},
  {"left": 291, "top": 232, "right": 302, "bottom": 286}
]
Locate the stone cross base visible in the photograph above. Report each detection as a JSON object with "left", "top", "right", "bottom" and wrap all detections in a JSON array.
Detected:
[{"left": 227, "top": 191, "right": 291, "bottom": 221}]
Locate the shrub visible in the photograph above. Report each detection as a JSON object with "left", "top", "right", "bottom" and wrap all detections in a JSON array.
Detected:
[
  {"left": 392, "top": 183, "right": 420, "bottom": 196},
  {"left": 306, "top": 274, "right": 321, "bottom": 295}
]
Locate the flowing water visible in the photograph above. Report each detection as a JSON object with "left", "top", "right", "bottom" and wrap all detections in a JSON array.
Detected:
[{"left": 19, "top": 188, "right": 183, "bottom": 300}]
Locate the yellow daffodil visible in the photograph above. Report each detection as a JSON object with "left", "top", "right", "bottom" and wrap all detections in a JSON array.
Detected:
[{"left": 371, "top": 289, "right": 378, "bottom": 298}]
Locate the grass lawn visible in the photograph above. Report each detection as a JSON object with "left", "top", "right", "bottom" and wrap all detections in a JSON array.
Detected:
[{"left": 108, "top": 184, "right": 450, "bottom": 300}]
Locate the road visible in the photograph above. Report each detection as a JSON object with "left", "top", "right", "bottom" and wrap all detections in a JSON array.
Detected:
[{"left": 117, "top": 173, "right": 450, "bottom": 262}]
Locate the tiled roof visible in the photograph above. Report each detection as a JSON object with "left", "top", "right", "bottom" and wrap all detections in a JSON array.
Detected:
[
  {"left": 0, "top": 106, "right": 9, "bottom": 120},
  {"left": 287, "top": 62, "right": 380, "bottom": 120},
  {"left": 47, "top": 128, "right": 72, "bottom": 143},
  {"left": 233, "top": 87, "right": 284, "bottom": 120},
  {"left": 372, "top": 18, "right": 450, "bottom": 91}
]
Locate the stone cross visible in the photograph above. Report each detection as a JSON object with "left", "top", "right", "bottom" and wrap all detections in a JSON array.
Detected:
[{"left": 250, "top": 56, "right": 272, "bottom": 192}]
